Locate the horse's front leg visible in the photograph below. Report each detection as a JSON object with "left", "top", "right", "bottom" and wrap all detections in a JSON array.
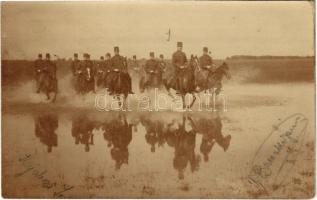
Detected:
[
  {"left": 189, "top": 93, "right": 197, "bottom": 108},
  {"left": 182, "top": 95, "right": 186, "bottom": 109}
]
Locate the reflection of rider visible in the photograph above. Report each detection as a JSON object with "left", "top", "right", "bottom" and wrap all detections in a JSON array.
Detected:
[
  {"left": 71, "top": 115, "right": 95, "bottom": 152},
  {"left": 168, "top": 116, "right": 200, "bottom": 180},
  {"left": 140, "top": 115, "right": 165, "bottom": 153},
  {"left": 34, "top": 113, "right": 58, "bottom": 153},
  {"left": 109, "top": 46, "right": 134, "bottom": 95},
  {"left": 198, "top": 116, "right": 231, "bottom": 162},
  {"left": 172, "top": 42, "right": 187, "bottom": 93},
  {"left": 108, "top": 114, "right": 132, "bottom": 170},
  {"left": 34, "top": 54, "right": 44, "bottom": 93}
]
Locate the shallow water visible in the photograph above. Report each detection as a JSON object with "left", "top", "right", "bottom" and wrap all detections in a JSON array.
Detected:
[{"left": 2, "top": 83, "right": 315, "bottom": 198}]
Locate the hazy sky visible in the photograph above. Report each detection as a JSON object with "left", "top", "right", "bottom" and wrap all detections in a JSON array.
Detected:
[{"left": 1, "top": 1, "right": 314, "bottom": 60}]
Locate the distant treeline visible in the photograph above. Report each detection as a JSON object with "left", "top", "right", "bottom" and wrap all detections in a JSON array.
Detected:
[{"left": 227, "top": 55, "right": 314, "bottom": 60}]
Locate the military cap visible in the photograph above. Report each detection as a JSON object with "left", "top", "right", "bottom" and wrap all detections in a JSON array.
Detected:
[
  {"left": 159, "top": 54, "right": 164, "bottom": 59},
  {"left": 100, "top": 56, "right": 104, "bottom": 60},
  {"left": 177, "top": 42, "right": 183, "bottom": 47},
  {"left": 114, "top": 46, "right": 119, "bottom": 52},
  {"left": 106, "top": 53, "right": 111, "bottom": 57},
  {"left": 38, "top": 54, "right": 42, "bottom": 58},
  {"left": 74, "top": 53, "right": 78, "bottom": 57},
  {"left": 150, "top": 52, "right": 155, "bottom": 57},
  {"left": 203, "top": 47, "right": 208, "bottom": 52},
  {"left": 45, "top": 53, "right": 50, "bottom": 58},
  {"left": 83, "top": 53, "right": 88, "bottom": 58},
  {"left": 133, "top": 55, "right": 136, "bottom": 59}
]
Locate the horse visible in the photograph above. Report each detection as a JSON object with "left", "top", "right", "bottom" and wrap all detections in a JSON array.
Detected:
[
  {"left": 37, "top": 68, "right": 57, "bottom": 102},
  {"left": 139, "top": 70, "right": 164, "bottom": 93},
  {"left": 163, "top": 57, "right": 198, "bottom": 109},
  {"left": 94, "top": 68, "right": 108, "bottom": 91},
  {"left": 194, "top": 60, "right": 231, "bottom": 96},
  {"left": 75, "top": 67, "right": 95, "bottom": 94},
  {"left": 105, "top": 70, "right": 129, "bottom": 108}
]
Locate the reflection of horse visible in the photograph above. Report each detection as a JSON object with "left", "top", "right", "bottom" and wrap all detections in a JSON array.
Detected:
[
  {"left": 140, "top": 115, "right": 166, "bottom": 152},
  {"left": 37, "top": 69, "right": 57, "bottom": 102},
  {"left": 139, "top": 70, "right": 164, "bottom": 93},
  {"left": 71, "top": 115, "right": 95, "bottom": 152},
  {"left": 75, "top": 67, "right": 95, "bottom": 94},
  {"left": 164, "top": 57, "right": 198, "bottom": 109},
  {"left": 194, "top": 115, "right": 231, "bottom": 162},
  {"left": 34, "top": 113, "right": 58, "bottom": 153}
]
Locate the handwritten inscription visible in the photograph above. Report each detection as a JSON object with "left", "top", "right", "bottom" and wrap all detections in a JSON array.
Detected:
[
  {"left": 15, "top": 153, "right": 74, "bottom": 198},
  {"left": 247, "top": 113, "right": 308, "bottom": 195}
]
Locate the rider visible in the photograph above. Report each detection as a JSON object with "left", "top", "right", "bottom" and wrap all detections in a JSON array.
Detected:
[
  {"left": 159, "top": 54, "right": 167, "bottom": 73},
  {"left": 81, "top": 53, "right": 94, "bottom": 81},
  {"left": 105, "top": 53, "right": 112, "bottom": 72},
  {"left": 199, "top": 47, "right": 214, "bottom": 72},
  {"left": 131, "top": 55, "right": 139, "bottom": 72},
  {"left": 172, "top": 42, "right": 188, "bottom": 93},
  {"left": 34, "top": 53, "right": 44, "bottom": 93},
  {"left": 143, "top": 52, "right": 160, "bottom": 87},
  {"left": 109, "top": 46, "right": 134, "bottom": 95},
  {"left": 44, "top": 53, "right": 57, "bottom": 80},
  {"left": 71, "top": 53, "right": 81, "bottom": 76}
]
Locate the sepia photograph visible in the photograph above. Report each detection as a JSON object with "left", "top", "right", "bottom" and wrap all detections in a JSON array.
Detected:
[{"left": 1, "top": 1, "right": 315, "bottom": 198}]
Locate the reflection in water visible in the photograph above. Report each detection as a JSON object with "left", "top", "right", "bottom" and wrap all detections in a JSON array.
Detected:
[
  {"left": 34, "top": 113, "right": 59, "bottom": 153},
  {"left": 105, "top": 114, "right": 133, "bottom": 170},
  {"left": 71, "top": 115, "right": 95, "bottom": 152},
  {"left": 34, "top": 111, "right": 231, "bottom": 179}
]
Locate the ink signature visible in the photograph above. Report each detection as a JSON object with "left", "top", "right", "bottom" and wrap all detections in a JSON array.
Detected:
[
  {"left": 15, "top": 153, "right": 74, "bottom": 198},
  {"left": 247, "top": 113, "right": 308, "bottom": 195}
]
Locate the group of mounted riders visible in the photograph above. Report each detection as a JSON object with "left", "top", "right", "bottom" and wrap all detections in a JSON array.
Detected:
[{"left": 34, "top": 42, "right": 231, "bottom": 106}]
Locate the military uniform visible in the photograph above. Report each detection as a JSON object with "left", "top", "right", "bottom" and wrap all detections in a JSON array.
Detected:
[
  {"left": 34, "top": 56, "right": 44, "bottom": 92},
  {"left": 44, "top": 59, "right": 57, "bottom": 80},
  {"left": 110, "top": 55, "right": 127, "bottom": 72},
  {"left": 71, "top": 59, "right": 81, "bottom": 75},
  {"left": 109, "top": 47, "right": 133, "bottom": 94},
  {"left": 199, "top": 54, "right": 213, "bottom": 71},
  {"left": 172, "top": 50, "right": 187, "bottom": 74}
]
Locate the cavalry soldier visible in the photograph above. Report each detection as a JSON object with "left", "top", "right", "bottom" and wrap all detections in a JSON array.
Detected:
[
  {"left": 199, "top": 47, "right": 214, "bottom": 72},
  {"left": 109, "top": 46, "right": 134, "bottom": 94},
  {"left": 131, "top": 55, "right": 139, "bottom": 72},
  {"left": 71, "top": 53, "right": 81, "bottom": 76},
  {"left": 159, "top": 54, "right": 167, "bottom": 73},
  {"left": 172, "top": 42, "right": 187, "bottom": 92},
  {"left": 81, "top": 53, "right": 94, "bottom": 80},
  {"left": 143, "top": 52, "right": 160, "bottom": 87},
  {"left": 34, "top": 54, "right": 44, "bottom": 93},
  {"left": 44, "top": 53, "right": 57, "bottom": 80},
  {"left": 105, "top": 53, "right": 112, "bottom": 72}
]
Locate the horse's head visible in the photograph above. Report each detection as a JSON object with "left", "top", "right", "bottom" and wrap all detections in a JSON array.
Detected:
[{"left": 217, "top": 62, "right": 231, "bottom": 79}]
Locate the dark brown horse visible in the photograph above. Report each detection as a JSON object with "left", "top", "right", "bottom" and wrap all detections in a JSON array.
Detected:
[
  {"left": 139, "top": 70, "right": 163, "bottom": 93},
  {"left": 105, "top": 71, "right": 129, "bottom": 108},
  {"left": 37, "top": 69, "right": 57, "bottom": 102},
  {"left": 194, "top": 60, "right": 231, "bottom": 95},
  {"left": 75, "top": 67, "right": 95, "bottom": 94},
  {"left": 163, "top": 57, "right": 198, "bottom": 109}
]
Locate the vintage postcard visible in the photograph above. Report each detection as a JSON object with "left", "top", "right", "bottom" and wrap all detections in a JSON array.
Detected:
[{"left": 1, "top": 1, "right": 315, "bottom": 198}]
